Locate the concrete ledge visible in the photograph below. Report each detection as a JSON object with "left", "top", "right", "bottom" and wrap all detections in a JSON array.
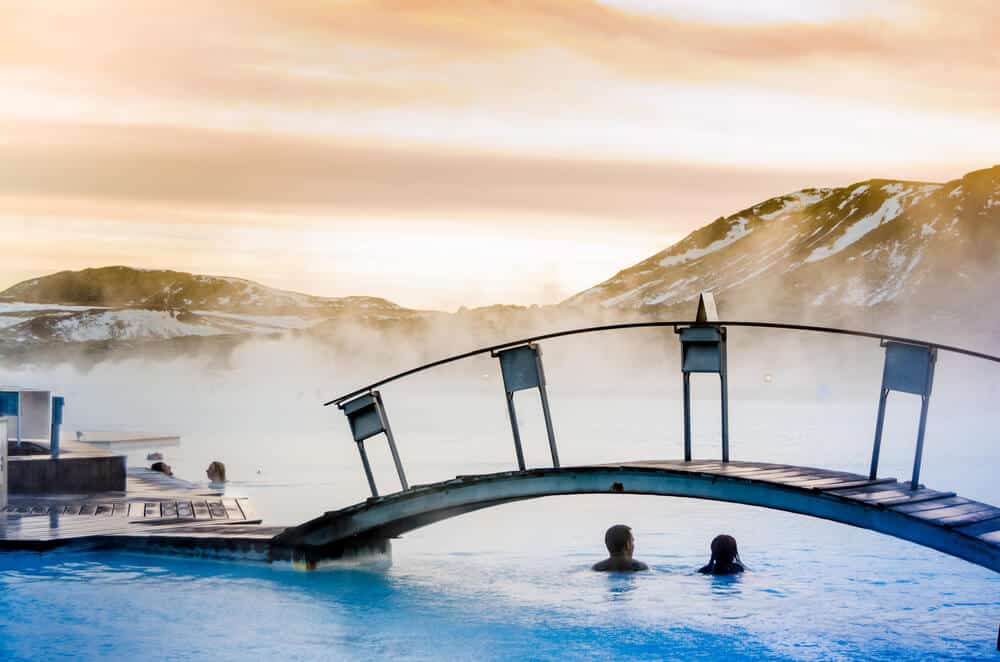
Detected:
[{"left": 9, "top": 453, "right": 126, "bottom": 494}]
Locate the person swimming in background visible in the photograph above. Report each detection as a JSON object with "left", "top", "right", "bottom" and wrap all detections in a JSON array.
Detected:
[
  {"left": 592, "top": 524, "right": 649, "bottom": 572},
  {"left": 150, "top": 461, "right": 173, "bottom": 477},
  {"left": 698, "top": 534, "right": 745, "bottom": 575},
  {"left": 206, "top": 461, "right": 226, "bottom": 488}
]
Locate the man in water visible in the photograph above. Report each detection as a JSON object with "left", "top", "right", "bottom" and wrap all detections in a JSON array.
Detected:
[
  {"left": 592, "top": 524, "right": 649, "bottom": 572},
  {"left": 698, "top": 534, "right": 745, "bottom": 575}
]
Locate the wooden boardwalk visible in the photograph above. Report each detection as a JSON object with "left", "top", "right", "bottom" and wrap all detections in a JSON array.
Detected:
[
  {"left": 275, "top": 460, "right": 1000, "bottom": 570},
  {"left": 0, "top": 468, "right": 280, "bottom": 558}
]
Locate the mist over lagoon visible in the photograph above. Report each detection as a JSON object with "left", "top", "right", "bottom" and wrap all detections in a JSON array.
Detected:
[{"left": 3, "top": 0, "right": 1000, "bottom": 659}]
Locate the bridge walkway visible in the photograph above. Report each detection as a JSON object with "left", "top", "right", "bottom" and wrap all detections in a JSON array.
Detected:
[{"left": 273, "top": 460, "right": 1000, "bottom": 571}]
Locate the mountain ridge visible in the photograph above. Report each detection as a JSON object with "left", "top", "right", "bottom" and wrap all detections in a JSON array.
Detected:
[
  {"left": 566, "top": 165, "right": 1000, "bottom": 323},
  {"left": 1, "top": 164, "right": 997, "bottom": 357}
]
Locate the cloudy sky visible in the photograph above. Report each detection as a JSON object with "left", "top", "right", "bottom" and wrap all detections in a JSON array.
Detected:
[{"left": 1, "top": 0, "right": 998, "bottom": 309}]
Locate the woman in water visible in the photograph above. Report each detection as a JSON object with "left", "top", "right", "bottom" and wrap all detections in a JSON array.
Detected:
[
  {"left": 698, "top": 534, "right": 745, "bottom": 575},
  {"left": 206, "top": 461, "right": 227, "bottom": 489}
]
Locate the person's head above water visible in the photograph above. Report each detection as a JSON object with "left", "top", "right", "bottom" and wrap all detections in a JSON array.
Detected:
[
  {"left": 710, "top": 534, "right": 739, "bottom": 564},
  {"left": 605, "top": 524, "right": 634, "bottom": 557},
  {"left": 206, "top": 461, "right": 226, "bottom": 484},
  {"left": 593, "top": 524, "right": 648, "bottom": 572},
  {"left": 150, "top": 461, "right": 172, "bottom": 477},
  {"left": 699, "top": 534, "right": 744, "bottom": 575}
]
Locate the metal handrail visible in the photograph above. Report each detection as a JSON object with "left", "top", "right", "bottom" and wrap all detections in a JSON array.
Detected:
[{"left": 325, "top": 319, "right": 1000, "bottom": 406}]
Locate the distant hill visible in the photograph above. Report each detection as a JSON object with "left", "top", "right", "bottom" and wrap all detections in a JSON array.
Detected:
[
  {"left": 567, "top": 165, "right": 1000, "bottom": 329},
  {"left": 2, "top": 165, "right": 998, "bottom": 361},
  {"left": 1, "top": 266, "right": 408, "bottom": 315},
  {"left": 0, "top": 267, "right": 427, "bottom": 346}
]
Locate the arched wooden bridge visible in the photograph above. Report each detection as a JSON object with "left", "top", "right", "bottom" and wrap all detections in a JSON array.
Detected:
[{"left": 273, "top": 296, "right": 1000, "bottom": 571}]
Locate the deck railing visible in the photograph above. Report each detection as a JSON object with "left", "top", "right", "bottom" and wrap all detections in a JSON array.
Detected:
[{"left": 326, "top": 293, "right": 1000, "bottom": 497}]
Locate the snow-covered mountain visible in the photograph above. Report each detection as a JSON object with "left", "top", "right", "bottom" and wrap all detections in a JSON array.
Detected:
[
  {"left": 0, "top": 267, "right": 425, "bottom": 345},
  {"left": 567, "top": 165, "right": 1000, "bottom": 325},
  {"left": 3, "top": 164, "right": 997, "bottom": 355}
]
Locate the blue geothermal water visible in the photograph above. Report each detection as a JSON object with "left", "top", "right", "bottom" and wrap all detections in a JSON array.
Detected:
[{"left": 2, "top": 353, "right": 999, "bottom": 660}]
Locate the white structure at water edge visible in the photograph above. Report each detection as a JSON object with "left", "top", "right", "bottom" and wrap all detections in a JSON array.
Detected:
[{"left": 0, "top": 387, "right": 55, "bottom": 444}]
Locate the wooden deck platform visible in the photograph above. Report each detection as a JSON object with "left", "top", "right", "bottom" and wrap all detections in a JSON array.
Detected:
[{"left": 0, "top": 467, "right": 281, "bottom": 558}]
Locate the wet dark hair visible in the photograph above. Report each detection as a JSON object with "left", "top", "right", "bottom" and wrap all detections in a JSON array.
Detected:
[
  {"left": 150, "top": 461, "right": 171, "bottom": 476},
  {"left": 605, "top": 524, "right": 633, "bottom": 554},
  {"left": 207, "top": 461, "right": 226, "bottom": 482},
  {"left": 710, "top": 534, "right": 739, "bottom": 564}
]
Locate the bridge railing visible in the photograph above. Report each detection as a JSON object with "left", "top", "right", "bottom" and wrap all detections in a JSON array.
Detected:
[{"left": 327, "top": 293, "right": 1000, "bottom": 498}]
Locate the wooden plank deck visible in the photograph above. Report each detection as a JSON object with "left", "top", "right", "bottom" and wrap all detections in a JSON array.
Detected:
[
  {"left": 0, "top": 467, "right": 277, "bottom": 557},
  {"left": 619, "top": 461, "right": 1000, "bottom": 553}
]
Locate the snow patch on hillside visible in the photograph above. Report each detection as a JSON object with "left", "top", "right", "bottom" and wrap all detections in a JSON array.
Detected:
[
  {"left": 0, "top": 302, "right": 108, "bottom": 313},
  {"left": 838, "top": 184, "right": 870, "bottom": 210},
  {"left": 194, "top": 311, "right": 320, "bottom": 330},
  {"left": 804, "top": 187, "right": 912, "bottom": 263},
  {"left": 659, "top": 217, "right": 751, "bottom": 268},
  {"left": 643, "top": 276, "right": 700, "bottom": 305},
  {"left": 51, "top": 310, "right": 227, "bottom": 342},
  {"left": 600, "top": 283, "right": 654, "bottom": 308},
  {"left": 760, "top": 189, "right": 830, "bottom": 220}
]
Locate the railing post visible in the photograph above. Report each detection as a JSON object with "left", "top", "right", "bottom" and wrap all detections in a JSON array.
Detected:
[
  {"left": 493, "top": 343, "right": 559, "bottom": 470},
  {"left": 911, "top": 351, "right": 937, "bottom": 487},
  {"left": 870, "top": 387, "right": 889, "bottom": 480},
  {"left": 375, "top": 391, "right": 408, "bottom": 491},
  {"left": 339, "top": 390, "right": 408, "bottom": 497},
  {"left": 504, "top": 392, "right": 527, "bottom": 471},
  {"left": 682, "top": 372, "right": 692, "bottom": 462},
  {"left": 720, "top": 330, "right": 730, "bottom": 463},
  {"left": 676, "top": 292, "right": 729, "bottom": 463},
  {"left": 357, "top": 440, "right": 378, "bottom": 497},
  {"left": 869, "top": 341, "right": 937, "bottom": 489},
  {"left": 537, "top": 383, "right": 560, "bottom": 469}
]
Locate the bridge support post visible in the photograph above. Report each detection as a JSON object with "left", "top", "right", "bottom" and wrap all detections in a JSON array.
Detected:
[
  {"left": 869, "top": 341, "right": 936, "bottom": 489},
  {"left": 677, "top": 292, "right": 729, "bottom": 463},
  {"left": 379, "top": 399, "right": 409, "bottom": 492},
  {"left": 911, "top": 392, "right": 932, "bottom": 488},
  {"left": 504, "top": 391, "right": 527, "bottom": 471},
  {"left": 493, "top": 344, "right": 560, "bottom": 470},
  {"left": 682, "top": 372, "right": 692, "bottom": 462},
  {"left": 538, "top": 381, "right": 560, "bottom": 468},
  {"left": 339, "top": 391, "right": 408, "bottom": 498},
  {"left": 869, "top": 388, "right": 890, "bottom": 480},
  {"left": 720, "top": 338, "right": 730, "bottom": 463},
  {"left": 356, "top": 441, "right": 378, "bottom": 497}
]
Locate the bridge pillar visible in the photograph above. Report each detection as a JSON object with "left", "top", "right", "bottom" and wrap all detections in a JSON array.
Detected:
[
  {"left": 492, "top": 344, "right": 559, "bottom": 470},
  {"left": 677, "top": 292, "right": 729, "bottom": 463},
  {"left": 869, "top": 340, "right": 937, "bottom": 488},
  {"left": 339, "top": 391, "right": 408, "bottom": 497}
]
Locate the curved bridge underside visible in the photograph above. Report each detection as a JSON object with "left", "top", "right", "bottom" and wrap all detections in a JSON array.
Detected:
[{"left": 273, "top": 461, "right": 1000, "bottom": 571}]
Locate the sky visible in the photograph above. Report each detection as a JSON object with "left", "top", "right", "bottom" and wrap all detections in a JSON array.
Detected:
[{"left": 1, "top": 0, "right": 998, "bottom": 310}]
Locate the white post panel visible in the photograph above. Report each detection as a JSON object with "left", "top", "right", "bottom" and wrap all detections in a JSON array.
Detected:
[{"left": 20, "top": 390, "right": 52, "bottom": 441}]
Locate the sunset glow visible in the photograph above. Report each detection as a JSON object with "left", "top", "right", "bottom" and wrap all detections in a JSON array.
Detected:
[{"left": 2, "top": 0, "right": 997, "bottom": 308}]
